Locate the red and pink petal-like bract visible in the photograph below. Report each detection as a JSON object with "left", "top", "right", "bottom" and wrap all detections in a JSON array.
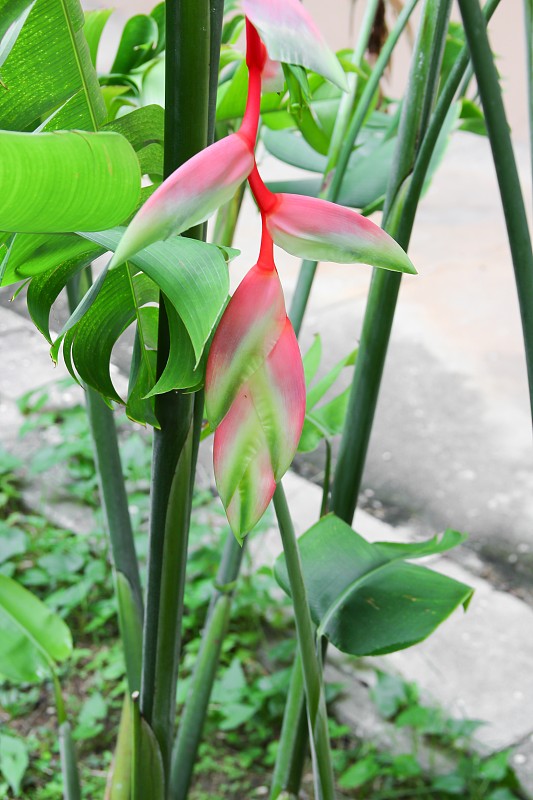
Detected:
[
  {"left": 243, "top": 0, "right": 347, "bottom": 91},
  {"left": 109, "top": 133, "right": 254, "bottom": 269},
  {"left": 206, "top": 263, "right": 305, "bottom": 540},
  {"left": 266, "top": 194, "right": 417, "bottom": 275}
]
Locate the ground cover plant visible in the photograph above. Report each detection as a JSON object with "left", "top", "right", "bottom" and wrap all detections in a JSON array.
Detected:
[{"left": 0, "top": 0, "right": 532, "bottom": 798}]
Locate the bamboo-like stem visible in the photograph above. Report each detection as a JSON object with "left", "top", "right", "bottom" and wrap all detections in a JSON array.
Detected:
[
  {"left": 140, "top": 0, "right": 211, "bottom": 777},
  {"left": 525, "top": 0, "right": 533, "bottom": 198},
  {"left": 66, "top": 277, "right": 143, "bottom": 693},
  {"left": 273, "top": 484, "right": 336, "bottom": 800},
  {"left": 169, "top": 531, "right": 245, "bottom": 798},
  {"left": 269, "top": 651, "right": 307, "bottom": 800},
  {"left": 289, "top": 0, "right": 420, "bottom": 335},
  {"left": 331, "top": 0, "right": 453, "bottom": 524},
  {"left": 458, "top": 0, "right": 533, "bottom": 426}
]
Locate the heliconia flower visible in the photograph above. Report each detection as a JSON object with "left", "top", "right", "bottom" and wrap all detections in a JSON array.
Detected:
[
  {"left": 206, "top": 263, "right": 305, "bottom": 540},
  {"left": 108, "top": 133, "right": 254, "bottom": 269},
  {"left": 243, "top": 0, "right": 347, "bottom": 91},
  {"left": 266, "top": 194, "right": 417, "bottom": 275}
]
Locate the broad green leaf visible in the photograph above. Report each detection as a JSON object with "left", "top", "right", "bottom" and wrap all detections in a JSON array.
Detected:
[
  {"left": 275, "top": 516, "right": 473, "bottom": 656},
  {"left": 0, "top": 130, "right": 140, "bottom": 233},
  {"left": 0, "top": 0, "right": 106, "bottom": 131},
  {"left": 0, "top": 574, "right": 72, "bottom": 682},
  {"left": 111, "top": 14, "right": 159, "bottom": 74},
  {"left": 62, "top": 265, "right": 158, "bottom": 403},
  {"left": 267, "top": 138, "right": 397, "bottom": 210},
  {"left": 83, "top": 8, "right": 113, "bottom": 67},
  {"left": 0, "top": 734, "right": 29, "bottom": 796},
  {"left": 126, "top": 319, "right": 159, "bottom": 427},
  {"left": 103, "top": 104, "right": 164, "bottom": 178},
  {"left": 80, "top": 228, "right": 229, "bottom": 362},
  {"left": 26, "top": 248, "right": 100, "bottom": 341},
  {"left": 0, "top": 0, "right": 35, "bottom": 69}
]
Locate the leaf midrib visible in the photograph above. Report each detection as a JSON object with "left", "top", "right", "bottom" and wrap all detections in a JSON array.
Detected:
[{"left": 60, "top": 0, "right": 99, "bottom": 131}]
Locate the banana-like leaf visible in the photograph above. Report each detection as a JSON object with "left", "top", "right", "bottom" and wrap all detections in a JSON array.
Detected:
[
  {"left": 0, "top": 130, "right": 140, "bottom": 233},
  {"left": 0, "top": 575, "right": 72, "bottom": 683},
  {"left": 243, "top": 0, "right": 347, "bottom": 91},
  {"left": 80, "top": 228, "right": 229, "bottom": 362},
  {"left": 275, "top": 517, "right": 473, "bottom": 656},
  {"left": 83, "top": 8, "right": 112, "bottom": 67},
  {"left": 0, "top": 0, "right": 35, "bottom": 69},
  {"left": 51, "top": 230, "right": 229, "bottom": 419},
  {"left": 110, "top": 13, "right": 159, "bottom": 74},
  {"left": 0, "top": 0, "right": 106, "bottom": 131}
]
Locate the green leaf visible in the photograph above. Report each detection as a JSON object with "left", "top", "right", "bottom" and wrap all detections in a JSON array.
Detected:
[
  {"left": 0, "top": 0, "right": 106, "bottom": 131},
  {"left": 274, "top": 516, "right": 473, "bottom": 656},
  {"left": 1, "top": 232, "right": 103, "bottom": 288},
  {"left": 111, "top": 13, "right": 158, "bottom": 74},
  {"left": 339, "top": 755, "right": 380, "bottom": 790},
  {"left": 62, "top": 265, "right": 158, "bottom": 403},
  {"left": 0, "top": 0, "right": 35, "bottom": 69},
  {"left": 0, "top": 524, "right": 27, "bottom": 564},
  {"left": 0, "top": 130, "right": 140, "bottom": 233},
  {"left": 0, "top": 734, "right": 29, "bottom": 796},
  {"left": 0, "top": 574, "right": 73, "bottom": 683},
  {"left": 83, "top": 8, "right": 112, "bottom": 67},
  {"left": 79, "top": 228, "right": 229, "bottom": 362},
  {"left": 132, "top": 699, "right": 165, "bottom": 799}
]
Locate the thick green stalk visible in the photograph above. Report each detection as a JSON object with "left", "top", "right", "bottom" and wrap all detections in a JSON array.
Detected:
[
  {"left": 66, "top": 277, "right": 143, "bottom": 692},
  {"left": 140, "top": 0, "right": 211, "bottom": 778},
  {"left": 525, "top": 0, "right": 533, "bottom": 197},
  {"left": 169, "top": 532, "right": 244, "bottom": 798},
  {"left": 458, "top": 0, "right": 533, "bottom": 425},
  {"left": 273, "top": 484, "right": 336, "bottom": 800},
  {"left": 331, "top": 0, "right": 452, "bottom": 524},
  {"left": 289, "top": 0, "right": 420, "bottom": 335},
  {"left": 269, "top": 651, "right": 307, "bottom": 800},
  {"left": 52, "top": 674, "right": 81, "bottom": 800}
]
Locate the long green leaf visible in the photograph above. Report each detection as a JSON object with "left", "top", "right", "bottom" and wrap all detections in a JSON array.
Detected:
[
  {"left": 0, "top": 0, "right": 106, "bottom": 130},
  {"left": 0, "top": 130, "right": 140, "bottom": 233},
  {"left": 275, "top": 516, "right": 473, "bottom": 656},
  {"left": 0, "top": 575, "right": 72, "bottom": 683},
  {"left": 80, "top": 229, "right": 229, "bottom": 362}
]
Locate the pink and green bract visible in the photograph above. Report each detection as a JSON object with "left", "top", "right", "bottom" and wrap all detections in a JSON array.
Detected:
[
  {"left": 206, "top": 261, "right": 305, "bottom": 540},
  {"left": 108, "top": 132, "right": 254, "bottom": 269},
  {"left": 105, "top": 3, "right": 416, "bottom": 539}
]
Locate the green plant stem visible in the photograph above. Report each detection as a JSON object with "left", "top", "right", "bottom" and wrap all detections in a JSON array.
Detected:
[
  {"left": 269, "top": 651, "right": 307, "bottom": 800},
  {"left": 66, "top": 275, "right": 143, "bottom": 692},
  {"left": 289, "top": 0, "right": 420, "bottom": 335},
  {"left": 525, "top": 0, "right": 533, "bottom": 197},
  {"left": 458, "top": 0, "right": 533, "bottom": 426},
  {"left": 273, "top": 483, "right": 336, "bottom": 800},
  {"left": 170, "top": 531, "right": 245, "bottom": 799},
  {"left": 140, "top": 0, "right": 211, "bottom": 778},
  {"left": 52, "top": 674, "right": 80, "bottom": 800},
  {"left": 331, "top": 0, "right": 452, "bottom": 524}
]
